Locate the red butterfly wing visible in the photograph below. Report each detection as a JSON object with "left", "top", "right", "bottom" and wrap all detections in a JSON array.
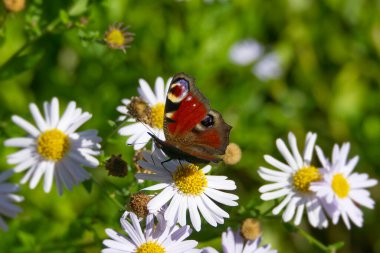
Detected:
[{"left": 157, "top": 73, "right": 231, "bottom": 163}]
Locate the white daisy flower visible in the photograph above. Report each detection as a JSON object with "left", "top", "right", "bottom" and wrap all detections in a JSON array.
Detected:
[
  {"left": 117, "top": 76, "right": 172, "bottom": 150},
  {"left": 4, "top": 97, "right": 102, "bottom": 195},
  {"left": 229, "top": 39, "right": 264, "bottom": 66},
  {"left": 201, "top": 227, "right": 277, "bottom": 253},
  {"left": 135, "top": 149, "right": 239, "bottom": 232},
  {"left": 0, "top": 170, "right": 24, "bottom": 231},
  {"left": 258, "top": 132, "right": 329, "bottom": 228},
  {"left": 102, "top": 210, "right": 200, "bottom": 253},
  {"left": 310, "top": 143, "right": 378, "bottom": 229},
  {"left": 252, "top": 52, "right": 282, "bottom": 81}
]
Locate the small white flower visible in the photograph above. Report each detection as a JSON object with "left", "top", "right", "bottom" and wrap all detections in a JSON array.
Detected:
[
  {"left": 252, "top": 52, "right": 282, "bottom": 81},
  {"left": 201, "top": 227, "right": 277, "bottom": 253},
  {"left": 4, "top": 97, "right": 102, "bottom": 195},
  {"left": 310, "top": 143, "right": 378, "bottom": 229},
  {"left": 229, "top": 39, "right": 264, "bottom": 66},
  {"left": 117, "top": 77, "right": 172, "bottom": 150},
  {"left": 102, "top": 210, "right": 200, "bottom": 253},
  {"left": 258, "top": 132, "right": 328, "bottom": 228},
  {"left": 0, "top": 170, "right": 23, "bottom": 231},
  {"left": 135, "top": 149, "right": 239, "bottom": 232}
]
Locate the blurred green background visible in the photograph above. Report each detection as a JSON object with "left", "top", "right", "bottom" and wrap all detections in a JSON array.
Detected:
[{"left": 1, "top": 0, "right": 380, "bottom": 252}]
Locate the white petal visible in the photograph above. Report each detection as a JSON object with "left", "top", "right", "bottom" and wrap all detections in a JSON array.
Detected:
[
  {"left": 30, "top": 161, "right": 48, "bottom": 189},
  {"left": 118, "top": 123, "right": 145, "bottom": 136},
  {"left": 57, "top": 101, "right": 76, "bottom": 131},
  {"left": 155, "top": 77, "right": 165, "bottom": 103},
  {"left": 4, "top": 138, "right": 35, "bottom": 147},
  {"left": 43, "top": 162, "right": 55, "bottom": 193},
  {"left": 288, "top": 132, "right": 303, "bottom": 168},
  {"left": 259, "top": 182, "right": 289, "bottom": 193},
  {"left": 11, "top": 116, "right": 40, "bottom": 137},
  {"left": 316, "top": 146, "right": 329, "bottom": 170},
  {"left": 50, "top": 97, "right": 60, "bottom": 128},
  {"left": 260, "top": 188, "right": 291, "bottom": 200},
  {"left": 194, "top": 196, "right": 217, "bottom": 227},
  {"left": 138, "top": 79, "right": 157, "bottom": 105},
  {"left": 276, "top": 138, "right": 298, "bottom": 170},
  {"left": 148, "top": 186, "right": 175, "bottom": 212},
  {"left": 264, "top": 155, "right": 293, "bottom": 173},
  {"left": 29, "top": 103, "right": 48, "bottom": 131},
  {"left": 188, "top": 197, "right": 201, "bottom": 231},
  {"left": 204, "top": 188, "right": 238, "bottom": 206},
  {"left": 272, "top": 194, "right": 292, "bottom": 215},
  {"left": 303, "top": 132, "right": 317, "bottom": 164}
]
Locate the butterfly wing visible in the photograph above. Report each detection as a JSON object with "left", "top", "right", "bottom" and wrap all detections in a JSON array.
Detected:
[{"left": 162, "top": 73, "right": 231, "bottom": 162}]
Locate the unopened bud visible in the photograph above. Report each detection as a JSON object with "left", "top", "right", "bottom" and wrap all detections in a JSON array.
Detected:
[
  {"left": 241, "top": 218, "right": 261, "bottom": 240},
  {"left": 105, "top": 154, "right": 128, "bottom": 177},
  {"left": 223, "top": 142, "right": 242, "bottom": 165},
  {"left": 129, "top": 192, "right": 151, "bottom": 218},
  {"left": 3, "top": 0, "right": 25, "bottom": 12}
]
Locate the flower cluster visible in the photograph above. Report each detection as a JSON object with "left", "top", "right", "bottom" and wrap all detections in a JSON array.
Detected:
[
  {"left": 202, "top": 227, "right": 277, "bottom": 253},
  {"left": 258, "top": 132, "right": 377, "bottom": 229},
  {"left": 1, "top": 97, "right": 102, "bottom": 230},
  {"left": 114, "top": 77, "right": 240, "bottom": 231},
  {"left": 117, "top": 76, "right": 171, "bottom": 150},
  {"left": 102, "top": 210, "right": 199, "bottom": 253},
  {"left": 0, "top": 170, "right": 23, "bottom": 231},
  {"left": 1, "top": 75, "right": 377, "bottom": 253}
]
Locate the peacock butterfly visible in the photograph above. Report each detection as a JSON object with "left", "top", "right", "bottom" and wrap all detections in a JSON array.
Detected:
[{"left": 149, "top": 73, "right": 232, "bottom": 164}]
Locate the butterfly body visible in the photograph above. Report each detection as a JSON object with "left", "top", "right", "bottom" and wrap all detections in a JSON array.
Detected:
[{"left": 151, "top": 73, "right": 232, "bottom": 164}]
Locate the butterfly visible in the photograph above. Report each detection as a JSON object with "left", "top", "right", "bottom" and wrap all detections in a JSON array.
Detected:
[{"left": 149, "top": 73, "right": 232, "bottom": 164}]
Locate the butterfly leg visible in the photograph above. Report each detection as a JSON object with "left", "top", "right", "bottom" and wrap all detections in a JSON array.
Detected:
[
  {"left": 178, "top": 159, "right": 185, "bottom": 169},
  {"left": 161, "top": 158, "right": 172, "bottom": 172}
]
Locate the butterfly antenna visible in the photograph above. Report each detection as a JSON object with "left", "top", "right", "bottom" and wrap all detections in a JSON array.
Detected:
[{"left": 124, "top": 116, "right": 159, "bottom": 147}]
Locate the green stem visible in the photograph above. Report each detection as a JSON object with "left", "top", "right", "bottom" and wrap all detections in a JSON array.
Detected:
[
  {"left": 260, "top": 200, "right": 279, "bottom": 217},
  {"left": 0, "top": 17, "right": 61, "bottom": 69},
  {"left": 91, "top": 176, "right": 125, "bottom": 210},
  {"left": 289, "top": 224, "right": 335, "bottom": 252}
]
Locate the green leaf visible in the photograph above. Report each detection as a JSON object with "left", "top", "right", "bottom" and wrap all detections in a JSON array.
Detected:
[
  {"left": 82, "top": 179, "right": 93, "bottom": 194},
  {"left": 68, "top": 0, "right": 89, "bottom": 16},
  {"left": 0, "top": 51, "right": 44, "bottom": 80},
  {"left": 59, "top": 9, "right": 70, "bottom": 25},
  {"left": 17, "top": 231, "right": 36, "bottom": 247},
  {"left": 328, "top": 241, "right": 345, "bottom": 250},
  {"left": 108, "top": 120, "right": 116, "bottom": 127}
]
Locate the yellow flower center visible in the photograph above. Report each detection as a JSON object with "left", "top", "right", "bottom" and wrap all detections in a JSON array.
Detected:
[
  {"left": 150, "top": 103, "right": 165, "bottom": 129},
  {"left": 331, "top": 173, "right": 350, "bottom": 198},
  {"left": 37, "top": 129, "right": 70, "bottom": 161},
  {"left": 292, "top": 166, "right": 322, "bottom": 193},
  {"left": 105, "top": 29, "right": 125, "bottom": 47},
  {"left": 136, "top": 241, "right": 165, "bottom": 253},
  {"left": 173, "top": 164, "right": 207, "bottom": 195}
]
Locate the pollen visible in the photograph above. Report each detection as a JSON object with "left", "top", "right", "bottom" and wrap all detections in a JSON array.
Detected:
[
  {"left": 136, "top": 241, "right": 165, "bottom": 253},
  {"left": 332, "top": 173, "right": 350, "bottom": 198},
  {"left": 37, "top": 129, "right": 70, "bottom": 161},
  {"left": 292, "top": 166, "right": 322, "bottom": 193},
  {"left": 173, "top": 164, "right": 207, "bottom": 196},
  {"left": 127, "top": 96, "right": 151, "bottom": 125},
  {"left": 105, "top": 29, "right": 125, "bottom": 47},
  {"left": 150, "top": 103, "right": 165, "bottom": 129}
]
